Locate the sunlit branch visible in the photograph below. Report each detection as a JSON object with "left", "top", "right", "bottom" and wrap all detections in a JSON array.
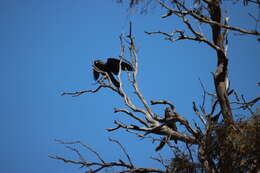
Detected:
[
  {"left": 157, "top": 0, "right": 260, "bottom": 35},
  {"left": 114, "top": 108, "right": 149, "bottom": 127},
  {"left": 151, "top": 100, "right": 175, "bottom": 112}
]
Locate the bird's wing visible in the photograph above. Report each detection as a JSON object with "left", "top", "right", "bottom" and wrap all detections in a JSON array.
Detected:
[
  {"left": 107, "top": 58, "right": 120, "bottom": 75},
  {"left": 155, "top": 137, "right": 167, "bottom": 151},
  {"left": 93, "top": 68, "right": 100, "bottom": 80},
  {"left": 107, "top": 58, "right": 133, "bottom": 75}
]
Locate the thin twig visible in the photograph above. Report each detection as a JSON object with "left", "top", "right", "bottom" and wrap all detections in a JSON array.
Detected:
[
  {"left": 157, "top": 0, "right": 260, "bottom": 35},
  {"left": 54, "top": 139, "right": 106, "bottom": 164},
  {"left": 109, "top": 138, "right": 134, "bottom": 168}
]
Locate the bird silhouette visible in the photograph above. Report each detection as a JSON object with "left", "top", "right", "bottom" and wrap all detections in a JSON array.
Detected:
[{"left": 93, "top": 58, "right": 133, "bottom": 87}]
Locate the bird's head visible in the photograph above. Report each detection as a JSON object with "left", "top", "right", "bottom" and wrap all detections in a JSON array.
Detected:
[
  {"left": 94, "top": 60, "right": 102, "bottom": 66},
  {"left": 93, "top": 60, "right": 104, "bottom": 69},
  {"left": 165, "top": 107, "right": 171, "bottom": 114}
]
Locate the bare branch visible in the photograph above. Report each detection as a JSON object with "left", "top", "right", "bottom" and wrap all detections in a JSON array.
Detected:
[
  {"left": 61, "top": 86, "right": 103, "bottom": 97},
  {"left": 109, "top": 138, "right": 134, "bottom": 168},
  {"left": 231, "top": 96, "right": 260, "bottom": 108},
  {"left": 151, "top": 100, "right": 175, "bottom": 112},
  {"left": 157, "top": 0, "right": 260, "bottom": 35},
  {"left": 113, "top": 120, "right": 198, "bottom": 144},
  {"left": 192, "top": 101, "right": 207, "bottom": 125},
  {"left": 65, "top": 146, "right": 87, "bottom": 165},
  {"left": 193, "top": 12, "right": 260, "bottom": 35},
  {"left": 231, "top": 96, "right": 260, "bottom": 114},
  {"left": 186, "top": 143, "right": 194, "bottom": 163},
  {"left": 151, "top": 154, "right": 169, "bottom": 169},
  {"left": 49, "top": 155, "right": 86, "bottom": 166},
  {"left": 114, "top": 108, "right": 149, "bottom": 127},
  {"left": 126, "top": 129, "right": 149, "bottom": 138},
  {"left": 114, "top": 167, "right": 165, "bottom": 173},
  {"left": 62, "top": 82, "right": 122, "bottom": 97},
  {"left": 106, "top": 125, "right": 121, "bottom": 132},
  {"left": 54, "top": 139, "right": 106, "bottom": 164},
  {"left": 145, "top": 30, "right": 222, "bottom": 51},
  {"left": 50, "top": 139, "right": 166, "bottom": 173}
]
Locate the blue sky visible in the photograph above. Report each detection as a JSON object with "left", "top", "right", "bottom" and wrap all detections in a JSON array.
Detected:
[{"left": 0, "top": 1, "right": 259, "bottom": 173}]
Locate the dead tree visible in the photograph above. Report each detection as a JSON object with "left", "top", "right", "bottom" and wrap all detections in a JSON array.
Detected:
[{"left": 50, "top": 0, "right": 260, "bottom": 172}]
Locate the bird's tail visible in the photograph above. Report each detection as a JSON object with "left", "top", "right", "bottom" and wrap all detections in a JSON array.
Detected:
[{"left": 108, "top": 73, "right": 120, "bottom": 88}]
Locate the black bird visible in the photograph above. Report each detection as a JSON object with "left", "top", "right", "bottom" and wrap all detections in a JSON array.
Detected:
[{"left": 93, "top": 58, "right": 133, "bottom": 88}]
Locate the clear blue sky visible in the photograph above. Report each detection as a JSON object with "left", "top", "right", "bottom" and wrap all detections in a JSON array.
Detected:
[{"left": 0, "top": 1, "right": 259, "bottom": 173}]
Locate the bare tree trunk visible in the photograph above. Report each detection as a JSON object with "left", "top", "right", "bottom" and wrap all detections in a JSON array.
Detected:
[
  {"left": 209, "top": 0, "right": 233, "bottom": 125},
  {"left": 208, "top": 1, "right": 234, "bottom": 172}
]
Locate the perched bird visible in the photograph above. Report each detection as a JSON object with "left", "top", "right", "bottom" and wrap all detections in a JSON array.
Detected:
[
  {"left": 165, "top": 107, "right": 177, "bottom": 132},
  {"left": 164, "top": 107, "right": 178, "bottom": 144},
  {"left": 93, "top": 58, "right": 133, "bottom": 87}
]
